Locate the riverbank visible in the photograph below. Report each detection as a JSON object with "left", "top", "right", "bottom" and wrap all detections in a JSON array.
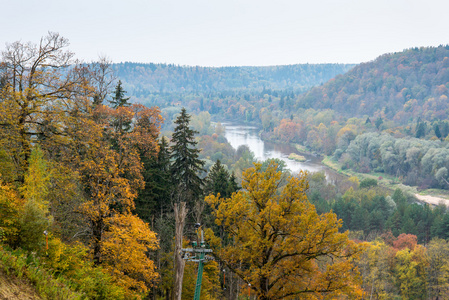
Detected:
[{"left": 321, "top": 156, "right": 449, "bottom": 206}]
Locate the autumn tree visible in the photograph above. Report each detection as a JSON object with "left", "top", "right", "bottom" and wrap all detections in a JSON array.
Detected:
[
  {"left": 205, "top": 162, "right": 365, "bottom": 300},
  {"left": 101, "top": 213, "right": 159, "bottom": 297},
  {"left": 18, "top": 146, "right": 53, "bottom": 251},
  {"left": 357, "top": 241, "right": 398, "bottom": 299},
  {"left": 0, "top": 32, "right": 90, "bottom": 183},
  {"left": 90, "top": 56, "right": 116, "bottom": 107},
  {"left": 427, "top": 238, "right": 449, "bottom": 299},
  {"left": 0, "top": 34, "right": 162, "bottom": 298},
  {"left": 67, "top": 103, "right": 162, "bottom": 262}
]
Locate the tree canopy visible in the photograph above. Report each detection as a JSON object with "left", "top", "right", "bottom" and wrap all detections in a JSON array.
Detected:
[{"left": 206, "top": 162, "right": 365, "bottom": 300}]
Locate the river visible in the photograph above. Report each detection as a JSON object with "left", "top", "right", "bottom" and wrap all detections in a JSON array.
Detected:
[{"left": 223, "top": 123, "right": 337, "bottom": 179}]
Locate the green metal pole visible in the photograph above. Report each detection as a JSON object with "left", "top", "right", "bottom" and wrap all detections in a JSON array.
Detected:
[{"left": 193, "top": 252, "right": 205, "bottom": 300}]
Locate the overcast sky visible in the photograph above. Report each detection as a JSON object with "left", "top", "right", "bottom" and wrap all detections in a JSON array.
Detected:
[{"left": 1, "top": 0, "right": 448, "bottom": 67}]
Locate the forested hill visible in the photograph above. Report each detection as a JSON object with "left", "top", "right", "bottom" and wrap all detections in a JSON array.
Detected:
[
  {"left": 112, "top": 62, "right": 355, "bottom": 95},
  {"left": 296, "top": 45, "right": 449, "bottom": 124}
]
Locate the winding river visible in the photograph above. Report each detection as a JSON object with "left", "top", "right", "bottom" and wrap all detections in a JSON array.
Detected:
[{"left": 223, "top": 123, "right": 339, "bottom": 181}]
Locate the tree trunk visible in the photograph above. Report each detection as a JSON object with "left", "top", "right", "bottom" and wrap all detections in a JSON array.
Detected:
[
  {"left": 92, "top": 219, "right": 103, "bottom": 265},
  {"left": 173, "top": 202, "right": 187, "bottom": 300}
]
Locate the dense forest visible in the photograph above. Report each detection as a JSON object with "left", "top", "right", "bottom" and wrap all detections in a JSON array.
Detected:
[
  {"left": 3, "top": 33, "right": 449, "bottom": 300},
  {"left": 0, "top": 33, "right": 363, "bottom": 299},
  {"left": 296, "top": 46, "right": 449, "bottom": 123},
  {"left": 113, "top": 62, "right": 355, "bottom": 94},
  {"left": 116, "top": 46, "right": 449, "bottom": 190}
]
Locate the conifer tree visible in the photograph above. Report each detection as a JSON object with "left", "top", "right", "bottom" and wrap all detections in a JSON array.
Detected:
[
  {"left": 135, "top": 137, "right": 172, "bottom": 220},
  {"left": 204, "top": 160, "right": 230, "bottom": 197},
  {"left": 226, "top": 172, "right": 239, "bottom": 196},
  {"left": 170, "top": 108, "right": 205, "bottom": 206},
  {"left": 109, "top": 80, "right": 130, "bottom": 108},
  {"left": 434, "top": 124, "right": 442, "bottom": 139},
  {"left": 204, "top": 160, "right": 239, "bottom": 199}
]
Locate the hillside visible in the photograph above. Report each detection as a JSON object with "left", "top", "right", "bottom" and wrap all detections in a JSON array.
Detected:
[
  {"left": 113, "top": 62, "right": 355, "bottom": 95},
  {"left": 0, "top": 269, "right": 40, "bottom": 300},
  {"left": 295, "top": 45, "right": 449, "bottom": 124}
]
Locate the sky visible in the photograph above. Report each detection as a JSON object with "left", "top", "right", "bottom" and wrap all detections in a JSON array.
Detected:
[{"left": 1, "top": 0, "right": 448, "bottom": 67}]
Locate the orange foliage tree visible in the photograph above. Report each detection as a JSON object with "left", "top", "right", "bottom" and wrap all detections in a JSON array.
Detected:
[
  {"left": 0, "top": 33, "right": 162, "bottom": 297},
  {"left": 205, "top": 162, "right": 365, "bottom": 300}
]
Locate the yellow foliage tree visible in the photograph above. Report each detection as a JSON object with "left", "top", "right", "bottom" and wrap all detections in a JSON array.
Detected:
[
  {"left": 205, "top": 162, "right": 365, "bottom": 300},
  {"left": 357, "top": 241, "right": 398, "bottom": 299},
  {"left": 19, "top": 146, "right": 53, "bottom": 251},
  {"left": 101, "top": 213, "right": 159, "bottom": 298}
]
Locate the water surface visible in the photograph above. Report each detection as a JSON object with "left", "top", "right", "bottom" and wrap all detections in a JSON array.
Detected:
[{"left": 223, "top": 123, "right": 330, "bottom": 176}]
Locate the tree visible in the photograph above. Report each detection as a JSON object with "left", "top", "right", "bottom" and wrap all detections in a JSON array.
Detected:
[
  {"left": 205, "top": 162, "right": 365, "bottom": 300},
  {"left": 170, "top": 107, "right": 205, "bottom": 206},
  {"left": 0, "top": 32, "right": 91, "bottom": 183},
  {"left": 18, "top": 146, "right": 53, "bottom": 251},
  {"left": 416, "top": 120, "right": 426, "bottom": 138},
  {"left": 135, "top": 137, "right": 172, "bottom": 220},
  {"left": 427, "top": 238, "right": 449, "bottom": 299},
  {"left": 91, "top": 56, "right": 116, "bottom": 107},
  {"left": 356, "top": 241, "right": 398, "bottom": 299},
  {"left": 71, "top": 103, "right": 162, "bottom": 265},
  {"left": 435, "top": 167, "right": 449, "bottom": 187},
  {"left": 359, "top": 178, "right": 378, "bottom": 188},
  {"left": 204, "top": 159, "right": 236, "bottom": 199},
  {"left": 109, "top": 80, "right": 130, "bottom": 108},
  {"left": 435, "top": 124, "right": 442, "bottom": 139},
  {"left": 375, "top": 117, "right": 383, "bottom": 130},
  {"left": 394, "top": 246, "right": 427, "bottom": 299},
  {"left": 173, "top": 202, "right": 187, "bottom": 300},
  {"left": 101, "top": 213, "right": 159, "bottom": 297},
  {"left": 0, "top": 34, "right": 162, "bottom": 298}
]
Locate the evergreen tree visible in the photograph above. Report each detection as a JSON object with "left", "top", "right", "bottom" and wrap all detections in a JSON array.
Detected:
[
  {"left": 415, "top": 119, "right": 426, "bottom": 138},
  {"left": 375, "top": 117, "right": 383, "bottom": 130},
  {"left": 226, "top": 171, "right": 239, "bottom": 197},
  {"left": 204, "top": 160, "right": 239, "bottom": 200},
  {"left": 135, "top": 137, "right": 172, "bottom": 221},
  {"left": 109, "top": 80, "right": 130, "bottom": 108},
  {"left": 434, "top": 124, "right": 442, "bottom": 139},
  {"left": 204, "top": 160, "right": 230, "bottom": 198},
  {"left": 170, "top": 108, "right": 205, "bottom": 206}
]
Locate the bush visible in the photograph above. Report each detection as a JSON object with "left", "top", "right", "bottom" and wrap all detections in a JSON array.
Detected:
[
  {"left": 360, "top": 178, "right": 378, "bottom": 188},
  {"left": 45, "top": 237, "right": 126, "bottom": 299},
  {"left": 0, "top": 245, "right": 81, "bottom": 299}
]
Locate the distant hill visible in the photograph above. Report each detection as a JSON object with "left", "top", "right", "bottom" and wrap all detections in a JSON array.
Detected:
[
  {"left": 112, "top": 62, "right": 355, "bottom": 96},
  {"left": 296, "top": 46, "right": 449, "bottom": 124}
]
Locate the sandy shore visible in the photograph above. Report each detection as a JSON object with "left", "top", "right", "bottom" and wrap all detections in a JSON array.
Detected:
[{"left": 414, "top": 194, "right": 449, "bottom": 206}]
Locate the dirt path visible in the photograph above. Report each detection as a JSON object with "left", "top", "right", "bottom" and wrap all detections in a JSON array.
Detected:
[{"left": 414, "top": 194, "right": 449, "bottom": 206}]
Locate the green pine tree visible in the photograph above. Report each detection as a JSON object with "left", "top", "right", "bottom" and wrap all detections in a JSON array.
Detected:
[
  {"left": 434, "top": 124, "right": 442, "bottom": 139},
  {"left": 109, "top": 80, "right": 130, "bottom": 108},
  {"left": 204, "top": 160, "right": 232, "bottom": 198},
  {"left": 170, "top": 108, "right": 205, "bottom": 206},
  {"left": 226, "top": 171, "right": 239, "bottom": 197},
  {"left": 135, "top": 137, "right": 172, "bottom": 221},
  {"left": 415, "top": 119, "right": 426, "bottom": 138}
]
